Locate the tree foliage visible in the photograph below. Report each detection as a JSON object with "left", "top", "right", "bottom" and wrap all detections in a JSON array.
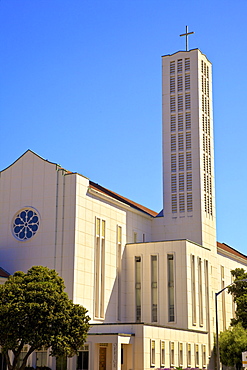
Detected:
[
  {"left": 0, "top": 266, "right": 90, "bottom": 370},
  {"left": 219, "top": 323, "right": 247, "bottom": 368},
  {"left": 228, "top": 268, "right": 247, "bottom": 328}
]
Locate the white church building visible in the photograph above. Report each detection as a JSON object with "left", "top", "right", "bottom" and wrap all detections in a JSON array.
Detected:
[{"left": 1, "top": 47, "right": 247, "bottom": 370}]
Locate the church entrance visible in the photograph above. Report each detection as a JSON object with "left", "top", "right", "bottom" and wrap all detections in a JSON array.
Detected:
[{"left": 99, "top": 347, "right": 106, "bottom": 370}]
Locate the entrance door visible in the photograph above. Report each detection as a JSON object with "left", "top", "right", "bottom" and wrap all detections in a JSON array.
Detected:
[{"left": 99, "top": 347, "right": 106, "bottom": 370}]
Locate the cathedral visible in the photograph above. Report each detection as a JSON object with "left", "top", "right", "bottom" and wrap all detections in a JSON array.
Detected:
[{"left": 0, "top": 45, "right": 247, "bottom": 370}]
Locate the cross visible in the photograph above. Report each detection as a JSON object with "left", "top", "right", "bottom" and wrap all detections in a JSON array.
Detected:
[{"left": 180, "top": 26, "right": 194, "bottom": 51}]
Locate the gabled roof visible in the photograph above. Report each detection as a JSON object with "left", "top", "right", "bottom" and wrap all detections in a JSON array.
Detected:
[
  {"left": 0, "top": 267, "right": 10, "bottom": 278},
  {"left": 217, "top": 241, "right": 247, "bottom": 262},
  {"left": 89, "top": 181, "right": 158, "bottom": 217},
  {"left": 1, "top": 150, "right": 158, "bottom": 218}
]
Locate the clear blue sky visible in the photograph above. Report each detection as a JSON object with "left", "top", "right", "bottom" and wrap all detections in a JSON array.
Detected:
[{"left": 0, "top": 0, "right": 246, "bottom": 253}]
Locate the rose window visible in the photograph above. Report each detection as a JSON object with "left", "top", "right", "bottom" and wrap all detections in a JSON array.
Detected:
[{"left": 13, "top": 208, "right": 40, "bottom": 241}]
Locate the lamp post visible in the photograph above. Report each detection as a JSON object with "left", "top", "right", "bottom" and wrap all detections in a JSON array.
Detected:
[{"left": 215, "top": 278, "right": 247, "bottom": 370}]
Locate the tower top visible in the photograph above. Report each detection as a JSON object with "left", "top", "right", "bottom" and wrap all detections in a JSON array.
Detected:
[{"left": 180, "top": 26, "right": 194, "bottom": 51}]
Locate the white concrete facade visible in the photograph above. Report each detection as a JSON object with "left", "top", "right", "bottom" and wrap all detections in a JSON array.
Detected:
[{"left": 0, "top": 48, "right": 247, "bottom": 370}]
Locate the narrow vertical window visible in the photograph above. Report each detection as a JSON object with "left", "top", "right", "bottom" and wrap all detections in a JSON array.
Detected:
[
  {"left": 198, "top": 258, "right": 203, "bottom": 326},
  {"left": 195, "top": 344, "right": 199, "bottom": 368},
  {"left": 100, "top": 220, "right": 105, "bottom": 318},
  {"left": 202, "top": 344, "right": 206, "bottom": 368},
  {"left": 77, "top": 345, "right": 89, "bottom": 370},
  {"left": 178, "top": 95, "right": 183, "bottom": 111},
  {"left": 95, "top": 218, "right": 106, "bottom": 319},
  {"left": 170, "top": 342, "right": 175, "bottom": 368},
  {"left": 167, "top": 254, "right": 175, "bottom": 322},
  {"left": 178, "top": 133, "right": 184, "bottom": 151},
  {"left": 221, "top": 266, "right": 226, "bottom": 330},
  {"left": 179, "top": 153, "right": 184, "bottom": 172},
  {"left": 170, "top": 76, "right": 175, "bottom": 93},
  {"left": 151, "top": 255, "right": 158, "bottom": 322},
  {"left": 160, "top": 341, "right": 165, "bottom": 367},
  {"left": 185, "top": 112, "right": 191, "bottom": 130},
  {"left": 179, "top": 343, "right": 183, "bottom": 367},
  {"left": 133, "top": 232, "right": 137, "bottom": 243},
  {"left": 171, "top": 195, "right": 177, "bottom": 214},
  {"left": 151, "top": 340, "right": 155, "bottom": 367},
  {"left": 95, "top": 218, "right": 101, "bottom": 318},
  {"left": 170, "top": 61, "right": 175, "bottom": 74},
  {"left": 191, "top": 255, "right": 196, "bottom": 325},
  {"left": 135, "top": 257, "right": 142, "bottom": 322},
  {"left": 187, "top": 343, "right": 191, "bottom": 368},
  {"left": 177, "top": 59, "right": 182, "bottom": 73},
  {"left": 178, "top": 114, "right": 183, "bottom": 131},
  {"left": 117, "top": 225, "right": 122, "bottom": 321},
  {"left": 171, "top": 154, "right": 176, "bottom": 172},
  {"left": 171, "top": 115, "right": 176, "bottom": 132},
  {"left": 204, "top": 260, "right": 210, "bottom": 335}
]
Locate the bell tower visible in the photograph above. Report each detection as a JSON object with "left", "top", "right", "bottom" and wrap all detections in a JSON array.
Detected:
[{"left": 161, "top": 47, "right": 216, "bottom": 250}]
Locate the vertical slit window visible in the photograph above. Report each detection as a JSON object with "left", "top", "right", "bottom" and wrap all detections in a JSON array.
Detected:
[
  {"left": 179, "top": 343, "right": 183, "bottom": 367},
  {"left": 171, "top": 154, "right": 176, "bottom": 172},
  {"left": 186, "top": 152, "right": 192, "bottom": 171},
  {"left": 168, "top": 254, "right": 175, "bottom": 322},
  {"left": 185, "top": 58, "right": 190, "bottom": 71},
  {"left": 178, "top": 133, "right": 184, "bottom": 151},
  {"left": 170, "top": 342, "right": 175, "bottom": 368},
  {"left": 170, "top": 76, "right": 175, "bottom": 93},
  {"left": 100, "top": 220, "right": 105, "bottom": 318},
  {"left": 187, "top": 343, "right": 191, "bottom": 368},
  {"left": 171, "top": 115, "right": 176, "bottom": 132},
  {"left": 178, "top": 95, "right": 183, "bottom": 111},
  {"left": 117, "top": 225, "right": 122, "bottom": 321},
  {"left": 179, "top": 193, "right": 185, "bottom": 213},
  {"left": 151, "top": 256, "right": 158, "bottom": 322},
  {"left": 177, "top": 59, "right": 182, "bottom": 73},
  {"left": 187, "top": 172, "right": 192, "bottom": 191},
  {"left": 202, "top": 345, "right": 206, "bottom": 368},
  {"left": 95, "top": 218, "right": 105, "bottom": 319},
  {"left": 178, "top": 114, "right": 183, "bottom": 131},
  {"left": 170, "top": 96, "right": 175, "bottom": 112},
  {"left": 170, "top": 61, "right": 175, "bottom": 74},
  {"left": 185, "top": 74, "right": 190, "bottom": 90},
  {"left": 177, "top": 75, "right": 183, "bottom": 91},
  {"left": 179, "top": 173, "right": 184, "bottom": 192},
  {"left": 186, "top": 132, "right": 191, "bottom": 150},
  {"left": 195, "top": 345, "right": 199, "bottom": 368},
  {"left": 151, "top": 340, "right": 155, "bottom": 367},
  {"left": 185, "top": 112, "right": 191, "bottom": 130},
  {"left": 171, "top": 174, "right": 177, "bottom": 193},
  {"left": 198, "top": 258, "right": 203, "bottom": 326},
  {"left": 161, "top": 341, "right": 165, "bottom": 367},
  {"left": 95, "top": 218, "right": 100, "bottom": 318},
  {"left": 191, "top": 255, "right": 196, "bottom": 325},
  {"left": 187, "top": 193, "right": 193, "bottom": 212},
  {"left": 171, "top": 135, "right": 176, "bottom": 152},
  {"left": 171, "top": 195, "right": 177, "bottom": 213},
  {"left": 185, "top": 93, "right": 191, "bottom": 110},
  {"left": 135, "top": 257, "right": 142, "bottom": 322},
  {"left": 179, "top": 153, "right": 184, "bottom": 172}
]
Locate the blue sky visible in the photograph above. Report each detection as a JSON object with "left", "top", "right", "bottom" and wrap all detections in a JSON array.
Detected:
[{"left": 0, "top": 0, "right": 246, "bottom": 253}]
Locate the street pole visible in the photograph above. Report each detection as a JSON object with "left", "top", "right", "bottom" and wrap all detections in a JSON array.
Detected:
[{"left": 215, "top": 278, "right": 247, "bottom": 370}]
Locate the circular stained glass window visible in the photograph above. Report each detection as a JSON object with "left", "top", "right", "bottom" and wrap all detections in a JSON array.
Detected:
[{"left": 12, "top": 208, "right": 40, "bottom": 241}]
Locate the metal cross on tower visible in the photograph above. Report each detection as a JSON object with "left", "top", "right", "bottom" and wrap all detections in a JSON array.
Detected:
[{"left": 180, "top": 26, "right": 194, "bottom": 51}]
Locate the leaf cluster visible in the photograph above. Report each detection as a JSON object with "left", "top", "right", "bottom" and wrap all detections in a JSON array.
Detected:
[
  {"left": 228, "top": 268, "right": 247, "bottom": 328},
  {"left": 219, "top": 323, "right": 247, "bottom": 367},
  {"left": 0, "top": 266, "right": 90, "bottom": 370}
]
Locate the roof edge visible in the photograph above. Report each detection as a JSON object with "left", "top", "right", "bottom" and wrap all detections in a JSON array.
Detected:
[{"left": 0, "top": 149, "right": 60, "bottom": 173}]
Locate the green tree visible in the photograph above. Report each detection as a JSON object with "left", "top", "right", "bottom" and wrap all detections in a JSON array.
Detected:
[
  {"left": 0, "top": 266, "right": 90, "bottom": 370},
  {"left": 228, "top": 268, "right": 247, "bottom": 328},
  {"left": 219, "top": 323, "right": 247, "bottom": 369}
]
